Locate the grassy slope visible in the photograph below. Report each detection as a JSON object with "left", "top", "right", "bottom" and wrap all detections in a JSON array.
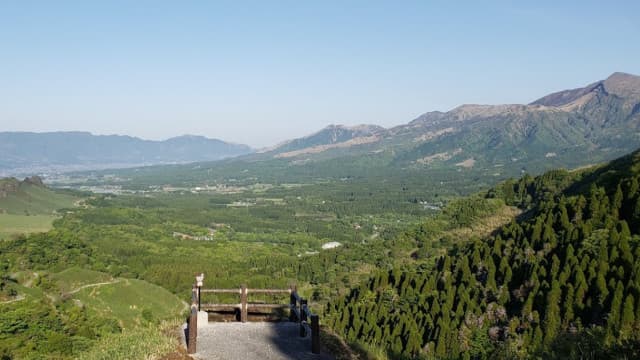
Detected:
[
  {"left": 0, "top": 214, "right": 56, "bottom": 239},
  {"left": 1, "top": 268, "right": 186, "bottom": 359},
  {"left": 72, "top": 277, "right": 187, "bottom": 329},
  {"left": 76, "top": 322, "right": 180, "bottom": 360},
  {"left": 0, "top": 183, "right": 77, "bottom": 215},
  {"left": 0, "top": 183, "right": 79, "bottom": 239},
  {"left": 51, "top": 267, "right": 115, "bottom": 293}
]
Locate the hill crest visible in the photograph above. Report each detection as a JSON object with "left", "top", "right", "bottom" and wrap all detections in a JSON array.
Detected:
[{"left": 0, "top": 176, "right": 46, "bottom": 198}]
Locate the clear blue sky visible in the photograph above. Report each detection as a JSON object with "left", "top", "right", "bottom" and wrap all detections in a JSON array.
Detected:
[{"left": 1, "top": 1, "right": 639, "bottom": 148}]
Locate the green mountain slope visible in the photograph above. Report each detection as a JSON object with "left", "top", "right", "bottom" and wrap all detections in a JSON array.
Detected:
[
  {"left": 326, "top": 149, "right": 640, "bottom": 359},
  {"left": 0, "top": 176, "right": 80, "bottom": 239},
  {"left": 0, "top": 267, "right": 185, "bottom": 359},
  {"left": 75, "top": 72, "right": 640, "bottom": 194},
  {"left": 269, "top": 72, "right": 640, "bottom": 173},
  {"left": 0, "top": 176, "right": 77, "bottom": 215},
  {"left": 261, "top": 124, "right": 385, "bottom": 156},
  {"left": 71, "top": 277, "right": 186, "bottom": 329}
]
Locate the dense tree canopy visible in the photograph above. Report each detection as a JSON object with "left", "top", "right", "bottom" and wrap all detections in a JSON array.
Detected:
[{"left": 326, "top": 151, "right": 640, "bottom": 359}]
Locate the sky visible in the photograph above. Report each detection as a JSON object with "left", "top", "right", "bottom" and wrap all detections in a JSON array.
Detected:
[{"left": 1, "top": 1, "right": 639, "bottom": 148}]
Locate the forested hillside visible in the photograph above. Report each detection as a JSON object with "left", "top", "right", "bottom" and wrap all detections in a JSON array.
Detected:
[{"left": 326, "top": 149, "right": 640, "bottom": 359}]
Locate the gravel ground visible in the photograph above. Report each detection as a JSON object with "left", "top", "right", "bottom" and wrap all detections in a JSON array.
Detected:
[{"left": 184, "top": 322, "right": 335, "bottom": 360}]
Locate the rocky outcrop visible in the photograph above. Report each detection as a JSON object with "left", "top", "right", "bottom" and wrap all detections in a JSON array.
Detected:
[
  {"left": 0, "top": 178, "right": 20, "bottom": 198},
  {"left": 23, "top": 176, "right": 45, "bottom": 187}
]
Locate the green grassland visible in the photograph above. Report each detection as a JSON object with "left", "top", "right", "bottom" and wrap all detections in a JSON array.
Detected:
[
  {"left": 0, "top": 182, "right": 78, "bottom": 215},
  {"left": 0, "top": 268, "right": 185, "bottom": 359},
  {"left": 0, "top": 181, "right": 80, "bottom": 239},
  {"left": 72, "top": 278, "right": 186, "bottom": 329},
  {"left": 51, "top": 267, "right": 115, "bottom": 293},
  {"left": 0, "top": 213, "right": 56, "bottom": 240},
  {"left": 76, "top": 322, "right": 179, "bottom": 360}
]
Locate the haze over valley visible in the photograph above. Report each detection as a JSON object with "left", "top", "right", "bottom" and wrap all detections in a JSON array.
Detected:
[
  {"left": 4, "top": 72, "right": 640, "bottom": 184},
  {"left": 2, "top": 2, "right": 640, "bottom": 360}
]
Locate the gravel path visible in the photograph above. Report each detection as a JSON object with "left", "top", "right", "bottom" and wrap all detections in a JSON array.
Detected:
[{"left": 187, "top": 322, "right": 335, "bottom": 360}]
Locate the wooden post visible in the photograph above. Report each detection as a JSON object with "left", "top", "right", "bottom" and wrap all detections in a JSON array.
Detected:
[
  {"left": 240, "top": 284, "right": 248, "bottom": 323},
  {"left": 192, "top": 283, "right": 198, "bottom": 304},
  {"left": 289, "top": 285, "right": 297, "bottom": 322},
  {"left": 301, "top": 299, "right": 308, "bottom": 322},
  {"left": 187, "top": 304, "right": 197, "bottom": 354},
  {"left": 311, "top": 314, "right": 320, "bottom": 354},
  {"left": 187, "top": 283, "right": 198, "bottom": 353},
  {"left": 300, "top": 298, "right": 308, "bottom": 337}
]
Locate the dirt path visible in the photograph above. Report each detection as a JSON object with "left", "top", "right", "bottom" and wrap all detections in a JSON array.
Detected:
[
  {"left": 187, "top": 322, "right": 334, "bottom": 360},
  {"left": 66, "top": 279, "right": 122, "bottom": 295},
  {"left": 23, "top": 272, "right": 39, "bottom": 287},
  {"left": 0, "top": 295, "right": 25, "bottom": 305}
]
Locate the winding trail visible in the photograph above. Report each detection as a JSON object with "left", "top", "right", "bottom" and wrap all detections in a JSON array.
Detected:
[
  {"left": 1, "top": 279, "right": 122, "bottom": 305},
  {"left": 65, "top": 279, "right": 122, "bottom": 295},
  {"left": 0, "top": 295, "right": 25, "bottom": 305}
]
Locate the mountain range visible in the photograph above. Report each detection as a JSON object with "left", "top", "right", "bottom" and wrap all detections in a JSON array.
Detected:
[
  {"left": 0, "top": 132, "right": 252, "bottom": 176},
  {"left": 258, "top": 72, "right": 640, "bottom": 175},
  {"left": 2, "top": 72, "right": 639, "bottom": 179}
]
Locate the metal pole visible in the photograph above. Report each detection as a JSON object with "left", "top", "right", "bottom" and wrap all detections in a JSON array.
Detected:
[
  {"left": 311, "top": 314, "right": 320, "bottom": 354},
  {"left": 195, "top": 273, "right": 204, "bottom": 312}
]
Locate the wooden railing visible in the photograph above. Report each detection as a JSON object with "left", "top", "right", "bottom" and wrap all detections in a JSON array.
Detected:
[
  {"left": 200, "top": 284, "right": 292, "bottom": 322},
  {"left": 186, "top": 282, "right": 321, "bottom": 355},
  {"left": 289, "top": 286, "right": 320, "bottom": 354}
]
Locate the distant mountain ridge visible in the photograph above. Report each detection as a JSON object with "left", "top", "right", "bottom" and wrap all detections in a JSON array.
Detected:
[
  {"left": 4, "top": 72, "right": 639, "bottom": 179},
  {"left": 260, "top": 124, "right": 385, "bottom": 158},
  {"left": 532, "top": 72, "right": 640, "bottom": 107},
  {"left": 260, "top": 124, "right": 384, "bottom": 154},
  {"left": 260, "top": 72, "right": 640, "bottom": 175},
  {"left": 0, "top": 132, "right": 252, "bottom": 176}
]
